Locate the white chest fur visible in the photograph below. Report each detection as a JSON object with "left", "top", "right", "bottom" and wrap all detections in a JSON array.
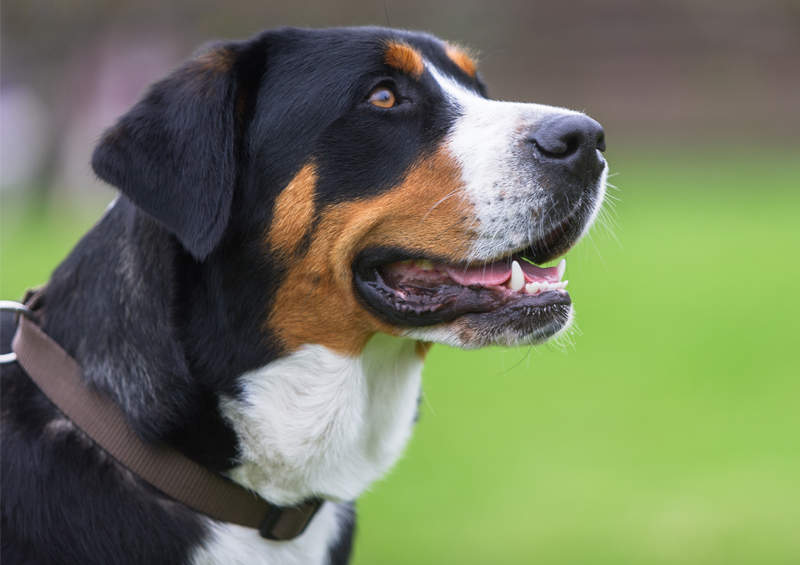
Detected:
[
  {"left": 191, "top": 502, "right": 347, "bottom": 565},
  {"left": 221, "top": 334, "right": 424, "bottom": 506}
]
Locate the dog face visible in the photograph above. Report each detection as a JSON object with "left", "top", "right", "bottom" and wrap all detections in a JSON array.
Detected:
[{"left": 92, "top": 27, "right": 606, "bottom": 359}]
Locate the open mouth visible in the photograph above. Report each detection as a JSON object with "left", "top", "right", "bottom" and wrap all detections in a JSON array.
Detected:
[
  {"left": 353, "top": 246, "right": 572, "bottom": 328},
  {"left": 352, "top": 183, "right": 601, "bottom": 341}
]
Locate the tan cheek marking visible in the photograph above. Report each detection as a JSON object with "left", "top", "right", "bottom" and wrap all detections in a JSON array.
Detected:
[
  {"left": 267, "top": 164, "right": 317, "bottom": 260},
  {"left": 384, "top": 41, "right": 425, "bottom": 78},
  {"left": 445, "top": 44, "right": 478, "bottom": 78},
  {"left": 267, "top": 149, "right": 476, "bottom": 355}
]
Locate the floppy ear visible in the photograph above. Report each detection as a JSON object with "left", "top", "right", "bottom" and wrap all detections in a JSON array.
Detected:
[{"left": 92, "top": 44, "right": 244, "bottom": 260}]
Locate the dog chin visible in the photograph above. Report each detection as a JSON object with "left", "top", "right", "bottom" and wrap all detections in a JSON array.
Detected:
[{"left": 403, "top": 302, "right": 574, "bottom": 349}]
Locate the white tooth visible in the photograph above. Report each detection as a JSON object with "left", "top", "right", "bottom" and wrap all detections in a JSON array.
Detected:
[
  {"left": 509, "top": 260, "right": 524, "bottom": 291},
  {"left": 557, "top": 259, "right": 566, "bottom": 281},
  {"left": 525, "top": 282, "right": 543, "bottom": 294}
]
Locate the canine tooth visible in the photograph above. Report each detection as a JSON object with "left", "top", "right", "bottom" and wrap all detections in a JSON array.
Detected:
[
  {"left": 509, "top": 260, "right": 524, "bottom": 291},
  {"left": 557, "top": 259, "right": 566, "bottom": 280},
  {"left": 417, "top": 259, "right": 434, "bottom": 270}
]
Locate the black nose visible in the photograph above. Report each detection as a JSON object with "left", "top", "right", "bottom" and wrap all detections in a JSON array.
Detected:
[{"left": 529, "top": 114, "right": 606, "bottom": 181}]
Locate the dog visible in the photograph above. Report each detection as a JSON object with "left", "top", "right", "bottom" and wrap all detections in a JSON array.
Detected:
[{"left": 1, "top": 26, "right": 607, "bottom": 564}]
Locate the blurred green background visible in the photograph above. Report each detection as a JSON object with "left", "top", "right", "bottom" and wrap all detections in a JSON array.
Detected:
[{"left": 2, "top": 1, "right": 799, "bottom": 563}]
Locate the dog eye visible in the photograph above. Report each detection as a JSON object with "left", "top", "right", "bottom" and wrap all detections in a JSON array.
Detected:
[{"left": 367, "top": 86, "right": 397, "bottom": 108}]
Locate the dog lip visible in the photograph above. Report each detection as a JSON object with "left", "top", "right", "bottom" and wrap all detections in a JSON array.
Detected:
[
  {"left": 458, "top": 297, "right": 573, "bottom": 344},
  {"left": 352, "top": 248, "right": 572, "bottom": 328}
]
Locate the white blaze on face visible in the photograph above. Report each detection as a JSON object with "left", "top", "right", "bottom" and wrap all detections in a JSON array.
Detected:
[{"left": 427, "top": 63, "right": 606, "bottom": 262}]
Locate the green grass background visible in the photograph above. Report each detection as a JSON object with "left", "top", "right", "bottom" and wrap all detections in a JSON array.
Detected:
[{"left": 2, "top": 147, "right": 799, "bottom": 564}]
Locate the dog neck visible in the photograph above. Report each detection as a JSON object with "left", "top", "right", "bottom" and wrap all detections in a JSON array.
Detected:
[
  {"left": 40, "top": 197, "right": 424, "bottom": 503},
  {"left": 42, "top": 198, "right": 266, "bottom": 469},
  {"left": 221, "top": 334, "right": 424, "bottom": 505}
]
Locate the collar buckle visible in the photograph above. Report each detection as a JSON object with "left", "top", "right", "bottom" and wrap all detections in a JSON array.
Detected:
[
  {"left": 259, "top": 498, "right": 323, "bottom": 540},
  {"left": 0, "top": 301, "right": 34, "bottom": 364}
]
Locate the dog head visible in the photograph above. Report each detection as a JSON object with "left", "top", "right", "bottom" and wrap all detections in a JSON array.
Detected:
[{"left": 92, "top": 27, "right": 607, "bottom": 359}]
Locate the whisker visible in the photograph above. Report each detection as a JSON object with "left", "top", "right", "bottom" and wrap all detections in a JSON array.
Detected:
[{"left": 421, "top": 190, "right": 461, "bottom": 221}]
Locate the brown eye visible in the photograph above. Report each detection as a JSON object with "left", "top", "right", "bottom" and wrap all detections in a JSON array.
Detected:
[{"left": 368, "top": 86, "right": 397, "bottom": 108}]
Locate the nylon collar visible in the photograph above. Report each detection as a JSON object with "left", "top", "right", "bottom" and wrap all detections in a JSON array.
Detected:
[{"left": 6, "top": 289, "right": 322, "bottom": 541}]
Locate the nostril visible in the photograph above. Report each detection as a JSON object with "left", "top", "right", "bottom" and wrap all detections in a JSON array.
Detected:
[
  {"left": 596, "top": 131, "right": 606, "bottom": 153},
  {"left": 552, "top": 132, "right": 583, "bottom": 158},
  {"left": 538, "top": 132, "right": 582, "bottom": 158},
  {"left": 531, "top": 128, "right": 583, "bottom": 159},
  {"left": 530, "top": 114, "right": 606, "bottom": 161}
]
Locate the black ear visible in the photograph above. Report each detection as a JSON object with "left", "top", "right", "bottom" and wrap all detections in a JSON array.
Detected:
[{"left": 92, "top": 43, "right": 245, "bottom": 260}]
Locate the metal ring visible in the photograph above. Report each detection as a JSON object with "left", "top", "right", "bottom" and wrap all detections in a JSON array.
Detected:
[
  {"left": 0, "top": 300, "right": 33, "bottom": 364},
  {"left": 0, "top": 352, "right": 17, "bottom": 363},
  {"left": 0, "top": 300, "right": 33, "bottom": 317}
]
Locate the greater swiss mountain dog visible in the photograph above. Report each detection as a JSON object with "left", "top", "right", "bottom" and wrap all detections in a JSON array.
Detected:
[{"left": 0, "top": 27, "right": 607, "bottom": 564}]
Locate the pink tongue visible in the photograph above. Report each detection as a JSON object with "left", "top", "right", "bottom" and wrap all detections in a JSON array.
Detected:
[
  {"left": 445, "top": 259, "right": 561, "bottom": 286},
  {"left": 520, "top": 261, "right": 561, "bottom": 283},
  {"left": 445, "top": 261, "right": 511, "bottom": 286}
]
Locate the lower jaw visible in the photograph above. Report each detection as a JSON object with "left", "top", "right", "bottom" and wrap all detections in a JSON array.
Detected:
[
  {"left": 456, "top": 300, "right": 573, "bottom": 347},
  {"left": 403, "top": 300, "right": 573, "bottom": 349}
]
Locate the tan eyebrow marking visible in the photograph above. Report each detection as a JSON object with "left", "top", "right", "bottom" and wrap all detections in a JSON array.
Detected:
[
  {"left": 384, "top": 41, "right": 425, "bottom": 79},
  {"left": 195, "top": 46, "right": 236, "bottom": 73},
  {"left": 445, "top": 43, "right": 478, "bottom": 78}
]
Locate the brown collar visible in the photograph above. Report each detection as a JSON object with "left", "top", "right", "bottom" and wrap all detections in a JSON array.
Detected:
[{"left": 6, "top": 291, "right": 322, "bottom": 541}]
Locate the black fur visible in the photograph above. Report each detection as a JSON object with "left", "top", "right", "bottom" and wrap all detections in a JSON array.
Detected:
[
  {"left": 2, "top": 27, "right": 485, "bottom": 564},
  {"left": 91, "top": 44, "right": 238, "bottom": 261}
]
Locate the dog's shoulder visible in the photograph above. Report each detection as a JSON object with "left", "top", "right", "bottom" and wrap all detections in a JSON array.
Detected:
[{"left": 1, "top": 317, "right": 207, "bottom": 564}]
